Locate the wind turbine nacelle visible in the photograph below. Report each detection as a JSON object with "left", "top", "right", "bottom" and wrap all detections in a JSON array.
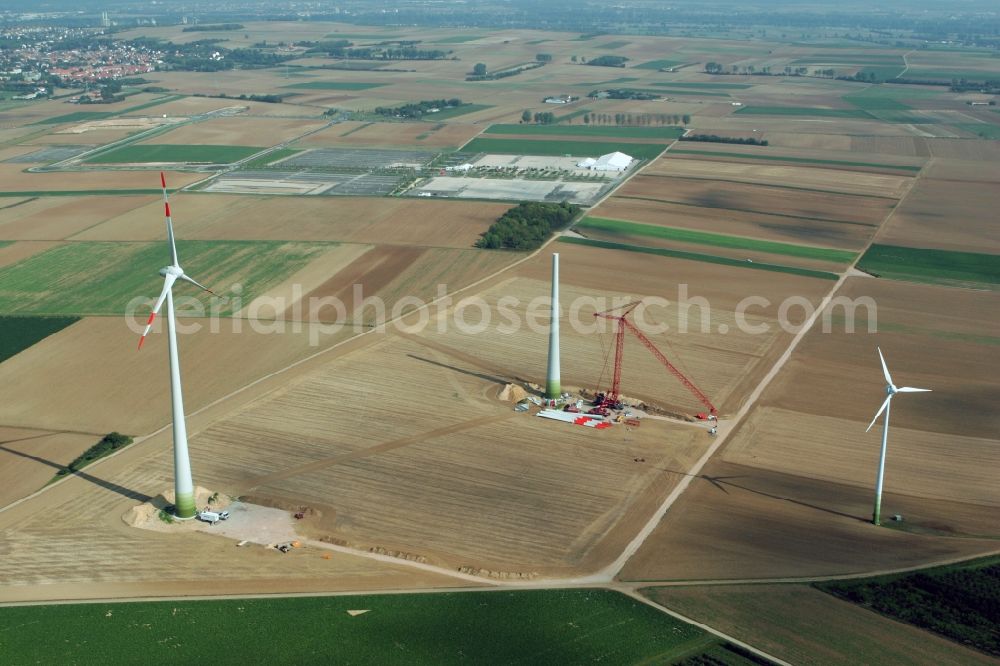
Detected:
[{"left": 160, "top": 265, "right": 184, "bottom": 278}]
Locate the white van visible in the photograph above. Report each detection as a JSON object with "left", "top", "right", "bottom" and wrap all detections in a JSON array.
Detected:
[{"left": 197, "top": 510, "right": 230, "bottom": 525}]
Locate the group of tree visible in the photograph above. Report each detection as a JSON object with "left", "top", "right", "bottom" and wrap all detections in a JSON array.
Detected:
[
  {"left": 535, "top": 53, "right": 552, "bottom": 63},
  {"left": 374, "top": 98, "right": 463, "bottom": 119},
  {"left": 327, "top": 46, "right": 448, "bottom": 60},
  {"left": 467, "top": 61, "right": 544, "bottom": 81},
  {"left": 815, "top": 563, "right": 1000, "bottom": 657},
  {"left": 193, "top": 92, "right": 287, "bottom": 104},
  {"left": 578, "top": 112, "right": 689, "bottom": 126},
  {"left": 54, "top": 432, "right": 133, "bottom": 477},
  {"left": 706, "top": 62, "right": 812, "bottom": 77},
  {"left": 589, "top": 88, "right": 659, "bottom": 100},
  {"left": 680, "top": 134, "right": 768, "bottom": 146},
  {"left": 521, "top": 110, "right": 557, "bottom": 124},
  {"left": 476, "top": 202, "right": 580, "bottom": 251},
  {"left": 585, "top": 55, "right": 628, "bottom": 68},
  {"left": 182, "top": 23, "right": 244, "bottom": 32}
]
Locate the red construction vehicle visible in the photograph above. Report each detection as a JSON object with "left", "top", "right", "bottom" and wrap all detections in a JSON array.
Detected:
[{"left": 593, "top": 301, "right": 717, "bottom": 417}]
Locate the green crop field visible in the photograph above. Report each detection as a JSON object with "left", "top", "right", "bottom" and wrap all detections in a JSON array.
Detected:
[
  {"left": 282, "top": 81, "right": 387, "bottom": 90},
  {"left": 0, "top": 241, "right": 334, "bottom": 316},
  {"left": 667, "top": 149, "right": 923, "bottom": 172},
  {"left": 240, "top": 148, "right": 302, "bottom": 168},
  {"left": 954, "top": 122, "right": 1000, "bottom": 139},
  {"left": 0, "top": 589, "right": 731, "bottom": 665},
  {"left": 425, "top": 104, "right": 492, "bottom": 120},
  {"left": 578, "top": 216, "right": 856, "bottom": 263},
  {"left": 634, "top": 59, "right": 683, "bottom": 70},
  {"left": 462, "top": 137, "right": 668, "bottom": 159},
  {"left": 843, "top": 94, "right": 912, "bottom": 111},
  {"left": 485, "top": 124, "right": 685, "bottom": 139},
  {"left": 86, "top": 144, "right": 264, "bottom": 165},
  {"left": 650, "top": 82, "right": 752, "bottom": 89},
  {"left": 598, "top": 40, "right": 631, "bottom": 49},
  {"left": 0, "top": 315, "right": 79, "bottom": 364},
  {"left": 657, "top": 89, "right": 731, "bottom": 97},
  {"left": 559, "top": 237, "right": 839, "bottom": 280},
  {"left": 34, "top": 111, "right": 113, "bottom": 125},
  {"left": 430, "top": 34, "right": 484, "bottom": 43},
  {"left": 735, "top": 106, "right": 875, "bottom": 119},
  {"left": 857, "top": 244, "right": 1000, "bottom": 288},
  {"left": 816, "top": 556, "right": 1000, "bottom": 657},
  {"left": 119, "top": 94, "right": 185, "bottom": 114},
  {"left": 902, "top": 69, "right": 998, "bottom": 81}
]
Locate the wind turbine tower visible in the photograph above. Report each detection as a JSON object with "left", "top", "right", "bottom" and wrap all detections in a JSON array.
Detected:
[
  {"left": 866, "top": 347, "right": 931, "bottom": 526},
  {"left": 545, "top": 253, "right": 561, "bottom": 400},
  {"left": 137, "top": 173, "right": 215, "bottom": 519}
]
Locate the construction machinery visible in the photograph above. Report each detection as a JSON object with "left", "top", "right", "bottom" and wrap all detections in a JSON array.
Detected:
[{"left": 593, "top": 301, "right": 717, "bottom": 417}]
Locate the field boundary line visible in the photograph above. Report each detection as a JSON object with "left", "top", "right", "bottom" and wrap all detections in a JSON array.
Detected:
[{"left": 619, "top": 588, "right": 794, "bottom": 666}]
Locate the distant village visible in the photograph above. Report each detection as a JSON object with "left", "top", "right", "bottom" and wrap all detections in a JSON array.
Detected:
[{"left": 0, "top": 25, "right": 163, "bottom": 101}]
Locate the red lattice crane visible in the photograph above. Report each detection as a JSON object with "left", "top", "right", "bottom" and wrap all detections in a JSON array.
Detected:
[{"left": 593, "top": 301, "right": 717, "bottom": 417}]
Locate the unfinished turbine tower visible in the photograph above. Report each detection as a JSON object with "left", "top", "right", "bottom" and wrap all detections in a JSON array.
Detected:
[
  {"left": 137, "top": 173, "right": 215, "bottom": 520},
  {"left": 866, "top": 346, "right": 931, "bottom": 526},
  {"left": 545, "top": 253, "right": 561, "bottom": 399}
]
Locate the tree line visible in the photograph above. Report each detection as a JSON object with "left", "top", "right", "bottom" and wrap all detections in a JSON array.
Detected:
[
  {"left": 374, "top": 98, "right": 463, "bottom": 119},
  {"left": 680, "top": 134, "right": 768, "bottom": 146}
]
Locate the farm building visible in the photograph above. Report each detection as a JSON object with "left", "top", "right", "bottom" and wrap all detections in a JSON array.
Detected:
[{"left": 578, "top": 151, "right": 633, "bottom": 171}]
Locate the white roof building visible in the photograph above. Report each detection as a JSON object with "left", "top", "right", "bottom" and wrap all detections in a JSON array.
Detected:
[
  {"left": 576, "top": 157, "right": 597, "bottom": 168},
  {"left": 592, "top": 151, "right": 632, "bottom": 171}
]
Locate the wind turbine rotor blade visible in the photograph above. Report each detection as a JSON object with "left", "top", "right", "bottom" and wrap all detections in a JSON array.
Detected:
[
  {"left": 160, "top": 171, "right": 179, "bottom": 267},
  {"left": 866, "top": 395, "right": 892, "bottom": 432},
  {"left": 138, "top": 273, "right": 177, "bottom": 350},
  {"left": 177, "top": 273, "right": 217, "bottom": 296},
  {"left": 897, "top": 387, "right": 931, "bottom": 393},
  {"left": 877, "top": 346, "right": 893, "bottom": 386}
]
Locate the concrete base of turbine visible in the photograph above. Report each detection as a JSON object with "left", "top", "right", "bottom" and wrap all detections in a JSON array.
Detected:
[
  {"left": 173, "top": 492, "right": 197, "bottom": 520},
  {"left": 545, "top": 381, "right": 561, "bottom": 400}
]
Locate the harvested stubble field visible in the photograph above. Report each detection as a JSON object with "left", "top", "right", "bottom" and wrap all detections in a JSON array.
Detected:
[
  {"left": 613, "top": 174, "right": 899, "bottom": 227},
  {"left": 645, "top": 584, "right": 997, "bottom": 666},
  {"left": 0, "top": 165, "right": 203, "bottom": 194},
  {"left": 620, "top": 459, "right": 1000, "bottom": 581},
  {"left": 875, "top": 177, "right": 1000, "bottom": 254},
  {"left": 73, "top": 194, "right": 510, "bottom": 248},
  {"left": 295, "top": 245, "right": 521, "bottom": 324},
  {"left": 295, "top": 121, "right": 484, "bottom": 149},
  {"left": 0, "top": 427, "right": 100, "bottom": 507},
  {"left": 0, "top": 455, "right": 457, "bottom": 602},
  {"left": 189, "top": 333, "right": 706, "bottom": 574},
  {"left": 620, "top": 277, "right": 1000, "bottom": 581},
  {"left": 663, "top": 150, "right": 921, "bottom": 182},
  {"left": 610, "top": 195, "right": 873, "bottom": 250},
  {"left": 140, "top": 116, "right": 328, "bottom": 147},
  {"left": 0, "top": 315, "right": 354, "bottom": 436},
  {"left": 0, "top": 194, "right": 156, "bottom": 241}
]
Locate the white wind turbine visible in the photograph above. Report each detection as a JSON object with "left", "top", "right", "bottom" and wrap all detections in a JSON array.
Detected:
[
  {"left": 866, "top": 346, "right": 931, "bottom": 526},
  {"left": 137, "top": 172, "right": 215, "bottom": 520}
]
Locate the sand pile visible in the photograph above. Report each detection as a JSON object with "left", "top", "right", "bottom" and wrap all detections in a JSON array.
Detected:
[
  {"left": 498, "top": 383, "right": 528, "bottom": 403},
  {"left": 122, "top": 486, "right": 231, "bottom": 531}
]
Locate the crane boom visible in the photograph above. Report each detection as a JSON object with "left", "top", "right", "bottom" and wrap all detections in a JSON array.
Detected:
[
  {"left": 621, "top": 318, "right": 716, "bottom": 415},
  {"left": 593, "top": 302, "right": 717, "bottom": 416}
]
